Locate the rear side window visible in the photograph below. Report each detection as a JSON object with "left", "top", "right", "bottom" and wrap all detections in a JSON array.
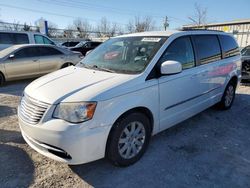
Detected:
[
  {"left": 0, "top": 33, "right": 13, "bottom": 44},
  {"left": 43, "top": 37, "right": 53, "bottom": 44},
  {"left": 0, "top": 33, "right": 28, "bottom": 44},
  {"left": 159, "top": 37, "right": 195, "bottom": 70},
  {"left": 242, "top": 47, "right": 250, "bottom": 56},
  {"left": 219, "top": 35, "right": 240, "bottom": 58},
  {"left": 14, "top": 34, "right": 29, "bottom": 44},
  {"left": 193, "top": 35, "right": 221, "bottom": 65},
  {"left": 34, "top": 35, "right": 44, "bottom": 44},
  {"left": 38, "top": 47, "right": 63, "bottom": 56},
  {"left": 14, "top": 47, "right": 39, "bottom": 58}
]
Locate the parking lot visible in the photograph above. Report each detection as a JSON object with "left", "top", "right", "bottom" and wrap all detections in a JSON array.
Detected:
[{"left": 0, "top": 80, "right": 250, "bottom": 188}]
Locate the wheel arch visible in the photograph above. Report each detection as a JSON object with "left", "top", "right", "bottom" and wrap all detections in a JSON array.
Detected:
[
  {"left": 105, "top": 106, "right": 154, "bottom": 156},
  {"left": 115, "top": 107, "right": 154, "bottom": 132},
  {"left": 0, "top": 71, "right": 6, "bottom": 84},
  {"left": 61, "top": 62, "right": 73, "bottom": 69},
  {"left": 229, "top": 75, "right": 238, "bottom": 87}
]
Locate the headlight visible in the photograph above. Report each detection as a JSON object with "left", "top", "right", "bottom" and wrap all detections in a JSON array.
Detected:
[{"left": 53, "top": 102, "right": 97, "bottom": 123}]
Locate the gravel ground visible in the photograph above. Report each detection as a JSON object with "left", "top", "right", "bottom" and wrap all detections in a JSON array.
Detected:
[{"left": 0, "top": 79, "right": 250, "bottom": 188}]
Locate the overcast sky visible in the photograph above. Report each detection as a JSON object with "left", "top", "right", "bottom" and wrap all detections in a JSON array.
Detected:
[{"left": 0, "top": 0, "right": 249, "bottom": 30}]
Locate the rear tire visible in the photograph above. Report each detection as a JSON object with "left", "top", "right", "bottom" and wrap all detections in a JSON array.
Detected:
[
  {"left": 61, "top": 63, "right": 73, "bottom": 69},
  {"left": 106, "top": 112, "right": 151, "bottom": 167},
  {"left": 216, "top": 80, "right": 236, "bottom": 110}
]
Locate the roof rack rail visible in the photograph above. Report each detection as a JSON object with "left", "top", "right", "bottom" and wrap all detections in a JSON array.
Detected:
[{"left": 180, "top": 28, "right": 224, "bottom": 32}]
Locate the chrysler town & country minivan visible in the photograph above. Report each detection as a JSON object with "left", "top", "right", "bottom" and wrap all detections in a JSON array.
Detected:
[{"left": 18, "top": 30, "right": 241, "bottom": 166}]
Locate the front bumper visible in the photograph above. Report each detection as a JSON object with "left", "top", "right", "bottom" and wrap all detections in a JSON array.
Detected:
[{"left": 19, "top": 114, "right": 111, "bottom": 165}]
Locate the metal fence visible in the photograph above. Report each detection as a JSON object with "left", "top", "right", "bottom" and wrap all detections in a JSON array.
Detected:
[{"left": 0, "top": 21, "right": 117, "bottom": 42}]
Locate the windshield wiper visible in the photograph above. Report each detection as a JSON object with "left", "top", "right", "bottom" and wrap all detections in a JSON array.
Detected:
[
  {"left": 80, "top": 63, "right": 93, "bottom": 69},
  {"left": 79, "top": 63, "right": 115, "bottom": 73},
  {"left": 92, "top": 65, "right": 115, "bottom": 73}
]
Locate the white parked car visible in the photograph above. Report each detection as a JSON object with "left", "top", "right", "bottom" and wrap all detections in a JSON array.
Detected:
[
  {"left": 18, "top": 30, "right": 241, "bottom": 166},
  {"left": 0, "top": 30, "right": 56, "bottom": 51}
]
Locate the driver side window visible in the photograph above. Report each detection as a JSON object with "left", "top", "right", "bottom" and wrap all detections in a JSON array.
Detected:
[{"left": 159, "top": 37, "right": 195, "bottom": 70}]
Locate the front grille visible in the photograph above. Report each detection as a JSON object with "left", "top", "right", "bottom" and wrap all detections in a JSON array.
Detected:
[{"left": 19, "top": 94, "right": 49, "bottom": 125}]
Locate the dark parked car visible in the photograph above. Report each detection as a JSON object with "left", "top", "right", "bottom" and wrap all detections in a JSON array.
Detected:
[
  {"left": 241, "top": 45, "right": 250, "bottom": 80},
  {"left": 69, "top": 41, "right": 102, "bottom": 56},
  {"left": 61, "top": 41, "right": 80, "bottom": 47}
]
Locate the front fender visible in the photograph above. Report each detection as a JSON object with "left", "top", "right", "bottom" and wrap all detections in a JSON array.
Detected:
[{"left": 93, "top": 82, "right": 160, "bottom": 135}]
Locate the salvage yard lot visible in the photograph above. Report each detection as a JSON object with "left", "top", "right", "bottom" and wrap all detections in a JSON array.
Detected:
[{"left": 0, "top": 79, "right": 250, "bottom": 188}]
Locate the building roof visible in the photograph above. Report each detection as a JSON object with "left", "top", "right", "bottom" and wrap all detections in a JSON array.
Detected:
[{"left": 183, "top": 19, "right": 250, "bottom": 28}]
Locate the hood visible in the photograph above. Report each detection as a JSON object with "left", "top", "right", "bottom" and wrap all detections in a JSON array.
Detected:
[{"left": 24, "top": 66, "right": 138, "bottom": 104}]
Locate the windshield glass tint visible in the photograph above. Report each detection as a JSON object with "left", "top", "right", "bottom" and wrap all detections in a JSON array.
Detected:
[
  {"left": 75, "top": 41, "right": 87, "bottom": 47},
  {"left": 77, "top": 36, "right": 167, "bottom": 74}
]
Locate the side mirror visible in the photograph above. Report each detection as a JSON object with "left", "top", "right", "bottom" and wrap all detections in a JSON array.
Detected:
[
  {"left": 161, "top": 60, "right": 182, "bottom": 75},
  {"left": 86, "top": 50, "right": 93, "bottom": 56},
  {"left": 9, "top": 54, "right": 15, "bottom": 59}
]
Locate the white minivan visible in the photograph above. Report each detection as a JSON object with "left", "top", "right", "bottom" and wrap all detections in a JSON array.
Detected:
[
  {"left": 18, "top": 30, "right": 241, "bottom": 166},
  {"left": 0, "top": 30, "right": 55, "bottom": 50}
]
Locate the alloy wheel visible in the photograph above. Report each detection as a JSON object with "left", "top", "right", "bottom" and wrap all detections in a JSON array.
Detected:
[
  {"left": 118, "top": 121, "right": 146, "bottom": 159},
  {"left": 225, "top": 85, "right": 234, "bottom": 107}
]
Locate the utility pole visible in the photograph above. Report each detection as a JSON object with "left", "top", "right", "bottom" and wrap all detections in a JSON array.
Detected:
[{"left": 163, "top": 16, "right": 169, "bottom": 31}]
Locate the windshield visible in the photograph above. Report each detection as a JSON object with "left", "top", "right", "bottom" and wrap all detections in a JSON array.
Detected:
[
  {"left": 77, "top": 36, "right": 167, "bottom": 74},
  {"left": 241, "top": 46, "right": 250, "bottom": 56},
  {"left": 0, "top": 46, "right": 18, "bottom": 58},
  {"left": 75, "top": 41, "right": 87, "bottom": 48}
]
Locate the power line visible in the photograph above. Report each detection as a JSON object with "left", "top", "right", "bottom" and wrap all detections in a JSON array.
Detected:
[
  {"left": 45, "top": 0, "right": 165, "bottom": 18},
  {"left": 0, "top": 2, "right": 188, "bottom": 29},
  {"left": 0, "top": 3, "right": 127, "bottom": 26},
  {"left": 37, "top": 0, "right": 187, "bottom": 24},
  {"left": 70, "top": 0, "right": 188, "bottom": 23}
]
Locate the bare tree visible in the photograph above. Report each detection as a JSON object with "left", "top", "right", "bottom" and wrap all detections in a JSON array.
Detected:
[
  {"left": 12, "top": 20, "right": 21, "bottom": 31},
  {"left": 73, "top": 18, "right": 91, "bottom": 39},
  {"left": 2, "top": 20, "right": 21, "bottom": 31},
  {"left": 64, "top": 25, "right": 75, "bottom": 38},
  {"left": 188, "top": 3, "right": 207, "bottom": 26},
  {"left": 96, "top": 17, "right": 120, "bottom": 37},
  {"left": 22, "top": 22, "right": 31, "bottom": 31},
  {"left": 47, "top": 21, "right": 58, "bottom": 37},
  {"left": 127, "top": 16, "right": 155, "bottom": 33},
  {"left": 96, "top": 17, "right": 110, "bottom": 37},
  {"left": 127, "top": 20, "right": 134, "bottom": 33}
]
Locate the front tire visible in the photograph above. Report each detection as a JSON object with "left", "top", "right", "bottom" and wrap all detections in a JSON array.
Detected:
[
  {"left": 217, "top": 80, "right": 236, "bottom": 110},
  {"left": 106, "top": 112, "right": 151, "bottom": 166},
  {"left": 0, "top": 73, "right": 5, "bottom": 86}
]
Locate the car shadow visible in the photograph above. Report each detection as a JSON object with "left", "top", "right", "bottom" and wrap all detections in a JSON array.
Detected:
[
  {"left": 0, "top": 144, "right": 35, "bottom": 188},
  {"left": 0, "top": 105, "right": 17, "bottom": 118},
  {"left": 0, "top": 129, "right": 34, "bottom": 187},
  {"left": 0, "top": 78, "right": 34, "bottom": 96},
  {"left": 70, "top": 93, "right": 250, "bottom": 188},
  {"left": 0, "top": 129, "right": 25, "bottom": 144}
]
